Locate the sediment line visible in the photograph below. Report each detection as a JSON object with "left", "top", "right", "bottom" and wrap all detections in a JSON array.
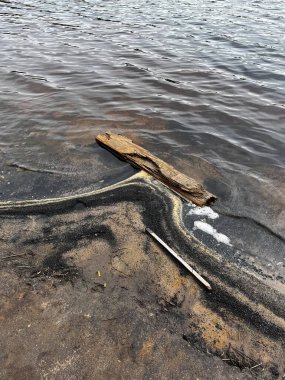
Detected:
[{"left": 0, "top": 172, "right": 284, "bottom": 344}]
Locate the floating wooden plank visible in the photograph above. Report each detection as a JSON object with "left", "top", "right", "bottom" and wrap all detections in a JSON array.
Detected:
[{"left": 96, "top": 132, "right": 216, "bottom": 206}]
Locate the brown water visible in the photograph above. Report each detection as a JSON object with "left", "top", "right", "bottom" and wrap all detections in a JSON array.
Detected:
[{"left": 0, "top": 0, "right": 285, "bottom": 274}]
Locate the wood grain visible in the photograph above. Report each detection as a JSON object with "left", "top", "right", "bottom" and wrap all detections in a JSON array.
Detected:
[{"left": 96, "top": 132, "right": 217, "bottom": 206}]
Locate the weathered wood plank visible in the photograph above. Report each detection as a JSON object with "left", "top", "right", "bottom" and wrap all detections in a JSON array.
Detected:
[{"left": 96, "top": 132, "right": 217, "bottom": 206}]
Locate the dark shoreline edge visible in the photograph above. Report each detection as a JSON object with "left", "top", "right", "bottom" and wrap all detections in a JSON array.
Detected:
[{"left": 0, "top": 173, "right": 284, "bottom": 345}]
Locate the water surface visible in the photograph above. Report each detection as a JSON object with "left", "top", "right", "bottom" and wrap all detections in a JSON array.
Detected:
[{"left": 0, "top": 0, "right": 285, "bottom": 274}]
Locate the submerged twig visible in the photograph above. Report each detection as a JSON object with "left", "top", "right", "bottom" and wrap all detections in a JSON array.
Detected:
[
  {"left": 225, "top": 344, "right": 260, "bottom": 370},
  {"left": 231, "top": 346, "right": 257, "bottom": 365},
  {"left": 0, "top": 252, "right": 29, "bottom": 259},
  {"left": 146, "top": 228, "right": 212, "bottom": 291},
  {"left": 250, "top": 363, "right": 263, "bottom": 370}
]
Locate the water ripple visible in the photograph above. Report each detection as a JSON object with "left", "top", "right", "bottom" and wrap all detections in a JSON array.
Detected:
[{"left": 0, "top": 0, "right": 284, "bottom": 237}]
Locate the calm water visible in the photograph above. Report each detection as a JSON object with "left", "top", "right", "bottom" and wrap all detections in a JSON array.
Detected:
[{"left": 0, "top": 1, "right": 285, "bottom": 255}]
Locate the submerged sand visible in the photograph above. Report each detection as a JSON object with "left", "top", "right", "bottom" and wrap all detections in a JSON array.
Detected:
[{"left": 0, "top": 173, "right": 284, "bottom": 379}]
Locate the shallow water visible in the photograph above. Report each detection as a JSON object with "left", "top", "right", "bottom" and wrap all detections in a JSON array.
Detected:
[{"left": 0, "top": 0, "right": 285, "bottom": 253}]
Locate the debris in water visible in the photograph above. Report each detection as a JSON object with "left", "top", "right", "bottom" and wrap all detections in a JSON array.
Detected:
[
  {"left": 0, "top": 252, "right": 30, "bottom": 260},
  {"left": 146, "top": 228, "right": 212, "bottom": 291},
  {"left": 187, "top": 204, "right": 219, "bottom": 219},
  {"left": 224, "top": 344, "right": 262, "bottom": 371},
  {"left": 193, "top": 221, "right": 232, "bottom": 246},
  {"left": 96, "top": 132, "right": 216, "bottom": 206}
]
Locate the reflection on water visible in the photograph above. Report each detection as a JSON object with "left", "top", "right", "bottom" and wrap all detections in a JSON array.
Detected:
[{"left": 0, "top": 0, "right": 285, "bottom": 242}]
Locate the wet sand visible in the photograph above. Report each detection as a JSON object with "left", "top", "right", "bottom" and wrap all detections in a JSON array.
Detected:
[{"left": 0, "top": 173, "right": 284, "bottom": 379}]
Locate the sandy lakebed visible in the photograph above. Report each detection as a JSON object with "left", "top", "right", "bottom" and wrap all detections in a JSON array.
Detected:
[{"left": 0, "top": 172, "right": 284, "bottom": 379}]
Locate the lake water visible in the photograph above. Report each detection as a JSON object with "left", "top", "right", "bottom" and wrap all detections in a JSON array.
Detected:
[{"left": 0, "top": 0, "right": 284, "bottom": 276}]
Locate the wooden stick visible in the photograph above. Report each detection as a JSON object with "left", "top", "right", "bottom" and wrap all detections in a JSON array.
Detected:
[
  {"left": 146, "top": 228, "right": 212, "bottom": 291},
  {"left": 249, "top": 363, "right": 262, "bottom": 370},
  {"left": 96, "top": 132, "right": 216, "bottom": 206}
]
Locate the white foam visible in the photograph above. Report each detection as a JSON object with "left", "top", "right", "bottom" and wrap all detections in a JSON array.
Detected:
[
  {"left": 187, "top": 205, "right": 219, "bottom": 220},
  {"left": 194, "top": 221, "right": 232, "bottom": 246}
]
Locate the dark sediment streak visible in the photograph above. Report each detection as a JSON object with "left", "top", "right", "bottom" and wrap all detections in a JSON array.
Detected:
[{"left": 0, "top": 173, "right": 284, "bottom": 379}]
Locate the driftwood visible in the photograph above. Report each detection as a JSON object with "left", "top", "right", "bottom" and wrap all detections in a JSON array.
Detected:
[{"left": 96, "top": 132, "right": 216, "bottom": 206}]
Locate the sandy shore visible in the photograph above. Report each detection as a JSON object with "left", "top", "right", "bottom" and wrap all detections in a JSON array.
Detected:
[{"left": 0, "top": 173, "right": 284, "bottom": 379}]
